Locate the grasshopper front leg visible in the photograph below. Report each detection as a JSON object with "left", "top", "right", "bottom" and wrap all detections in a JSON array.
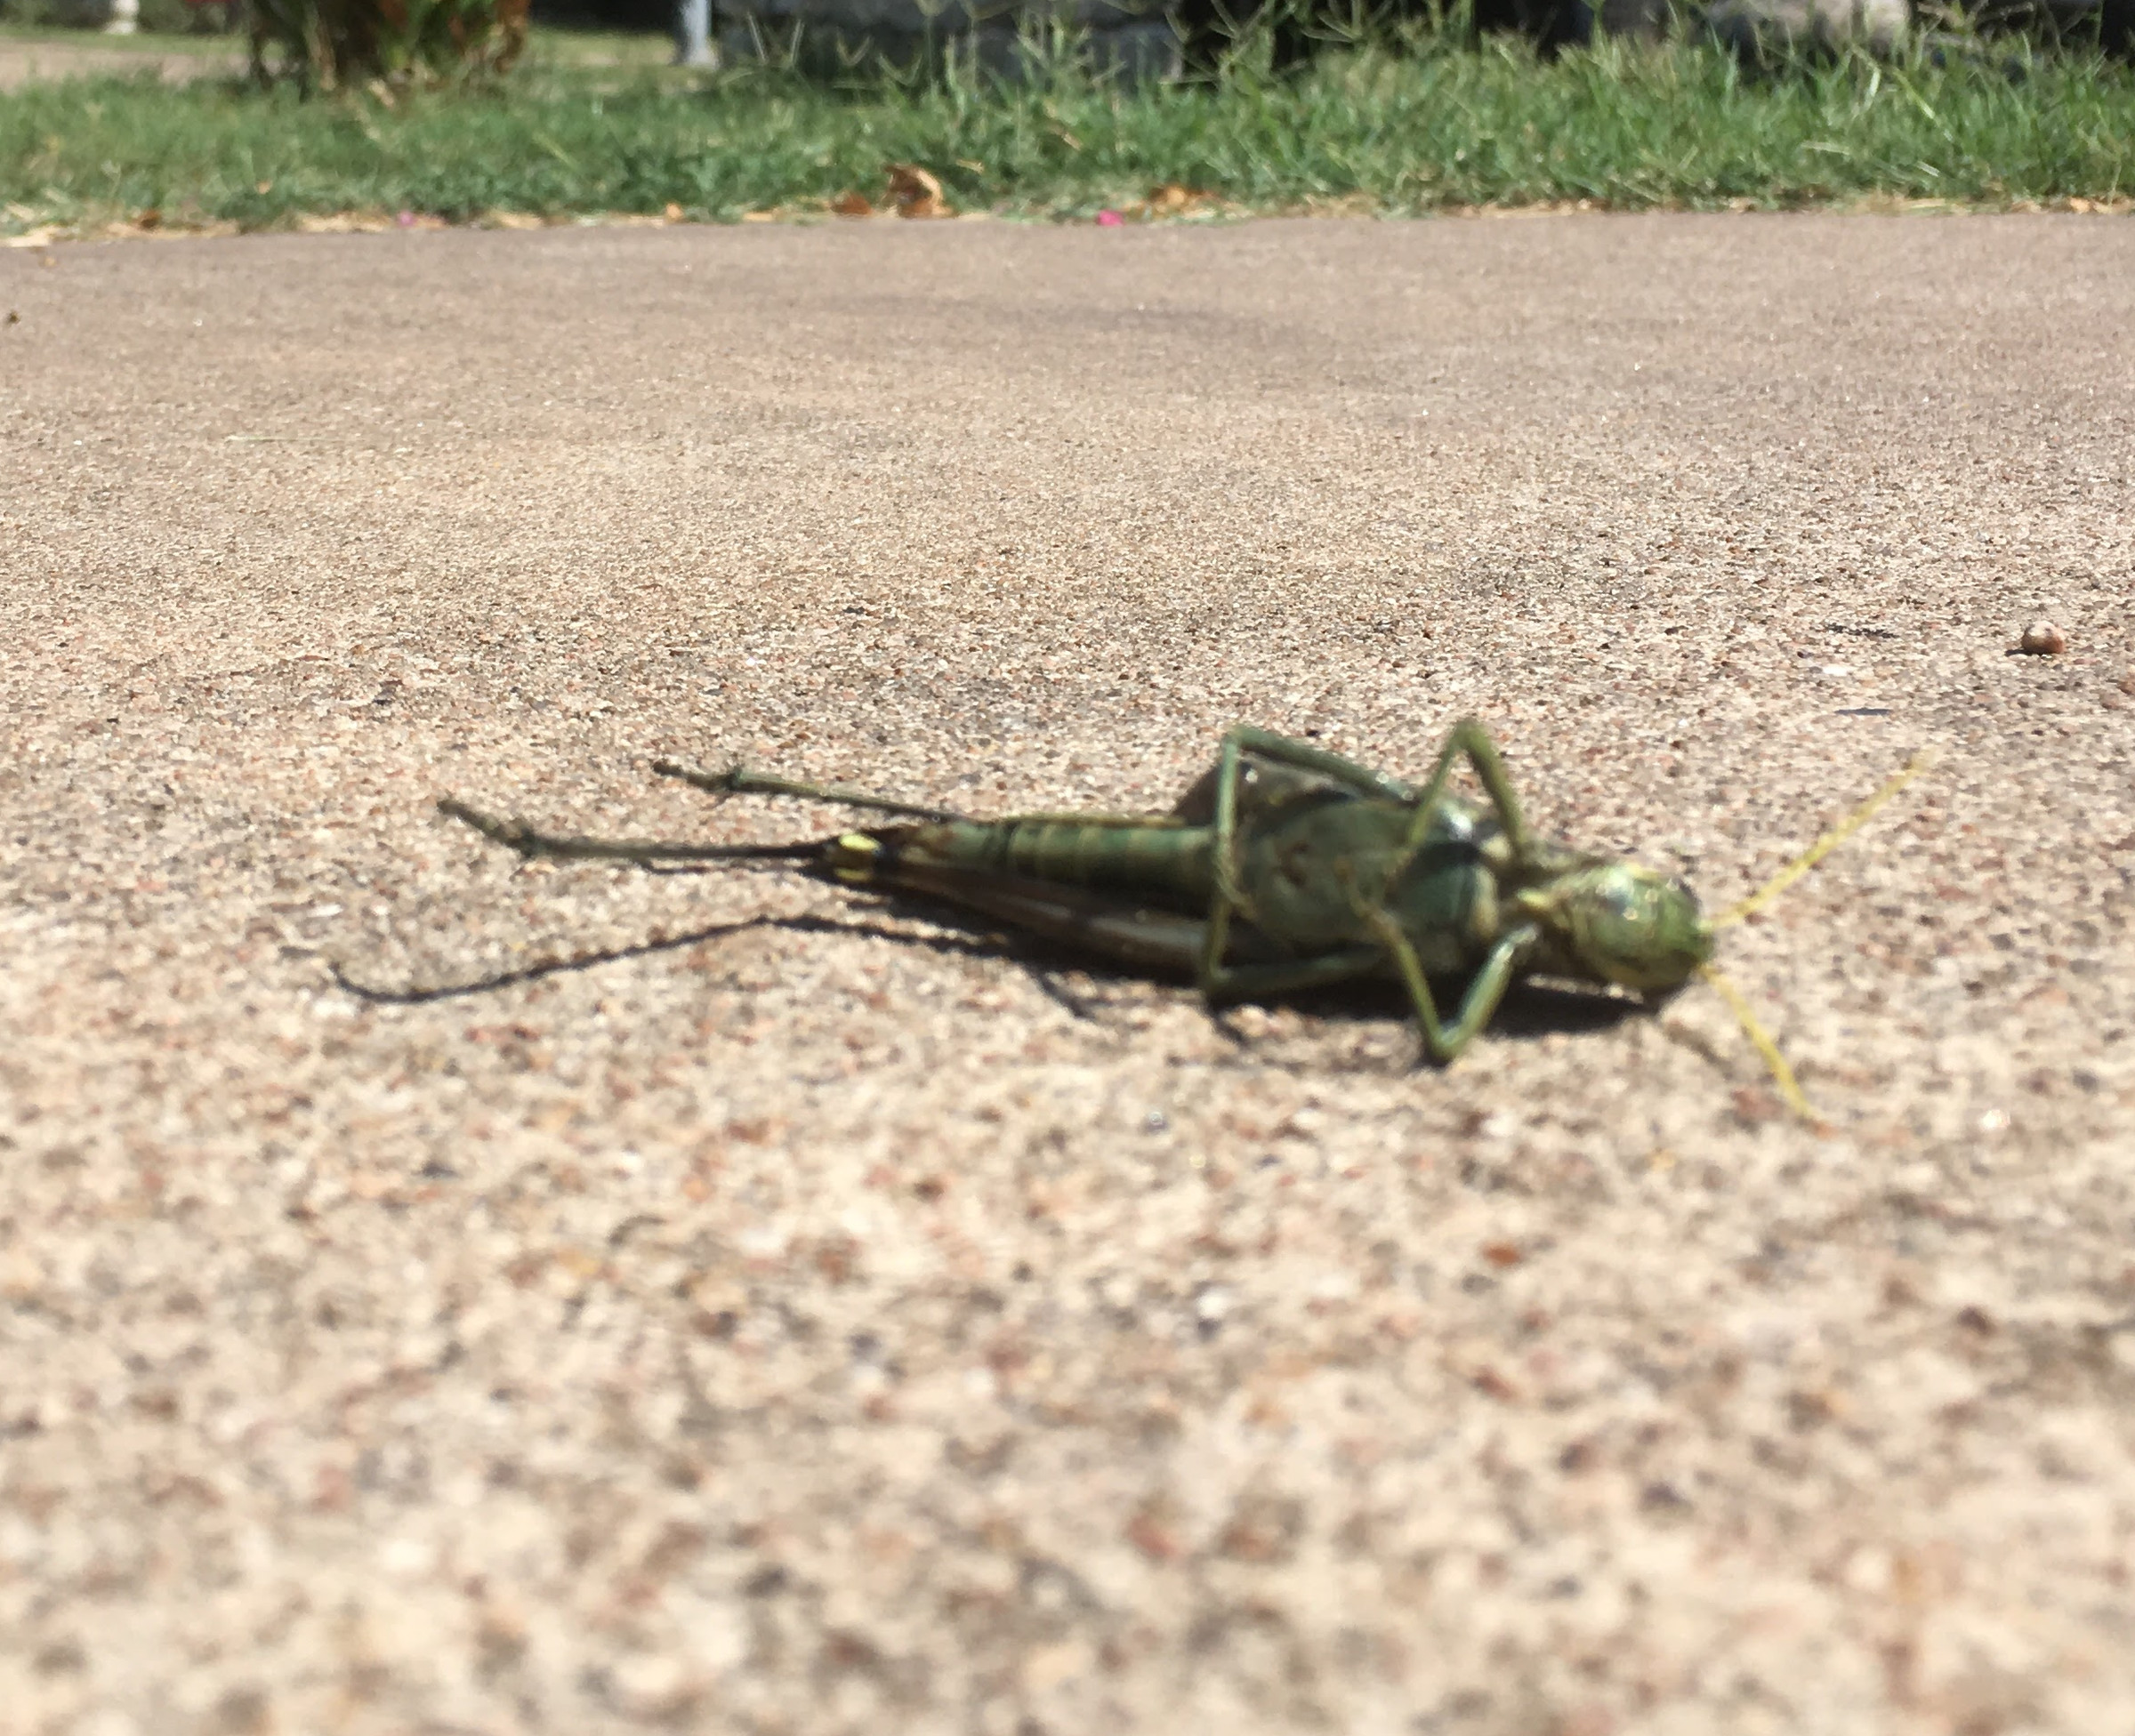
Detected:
[
  {"left": 1195, "top": 898, "right": 1540, "bottom": 1065},
  {"left": 1353, "top": 894, "right": 1540, "bottom": 1065}
]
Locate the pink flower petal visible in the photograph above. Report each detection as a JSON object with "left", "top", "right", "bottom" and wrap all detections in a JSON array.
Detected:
[{"left": 1095, "top": 210, "right": 1124, "bottom": 227}]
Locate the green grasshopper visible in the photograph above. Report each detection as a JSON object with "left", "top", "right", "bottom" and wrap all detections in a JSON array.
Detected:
[{"left": 440, "top": 721, "right": 1923, "bottom": 1115}]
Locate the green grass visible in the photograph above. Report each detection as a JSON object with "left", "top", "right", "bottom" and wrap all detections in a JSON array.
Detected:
[{"left": 4, "top": 25, "right": 2131, "bottom": 233}]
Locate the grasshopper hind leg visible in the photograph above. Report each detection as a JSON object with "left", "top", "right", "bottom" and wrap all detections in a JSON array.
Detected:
[
  {"left": 437, "top": 799, "right": 817, "bottom": 867},
  {"left": 654, "top": 760, "right": 966, "bottom": 823}
]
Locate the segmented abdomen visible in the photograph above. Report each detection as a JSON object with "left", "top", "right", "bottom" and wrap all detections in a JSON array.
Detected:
[{"left": 907, "top": 819, "right": 1214, "bottom": 906}]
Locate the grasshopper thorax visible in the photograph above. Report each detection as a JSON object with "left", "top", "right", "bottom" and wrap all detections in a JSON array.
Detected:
[{"left": 1516, "top": 861, "right": 1714, "bottom": 997}]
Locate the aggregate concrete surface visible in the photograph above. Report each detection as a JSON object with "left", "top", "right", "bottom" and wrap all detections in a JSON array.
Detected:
[{"left": 2, "top": 214, "right": 2132, "bottom": 1735}]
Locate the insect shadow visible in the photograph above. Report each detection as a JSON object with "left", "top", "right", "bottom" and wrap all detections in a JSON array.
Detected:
[
  {"left": 1206, "top": 973, "right": 1645, "bottom": 1046},
  {"left": 331, "top": 883, "right": 1642, "bottom": 1050},
  {"left": 327, "top": 909, "right": 1003, "bottom": 1007}
]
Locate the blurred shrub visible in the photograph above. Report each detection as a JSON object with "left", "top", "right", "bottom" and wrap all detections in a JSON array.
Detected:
[
  {"left": 0, "top": 0, "right": 240, "bottom": 28},
  {"left": 245, "top": 0, "right": 529, "bottom": 87},
  {"left": 141, "top": 0, "right": 246, "bottom": 30}
]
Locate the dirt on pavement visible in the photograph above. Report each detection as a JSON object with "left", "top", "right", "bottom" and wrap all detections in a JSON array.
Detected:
[{"left": 2, "top": 214, "right": 2131, "bottom": 1734}]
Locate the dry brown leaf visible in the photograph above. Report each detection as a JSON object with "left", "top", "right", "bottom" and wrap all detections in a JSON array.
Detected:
[
  {"left": 1141, "top": 184, "right": 1219, "bottom": 220},
  {"left": 885, "top": 165, "right": 951, "bottom": 221},
  {"left": 663, "top": 202, "right": 684, "bottom": 221},
  {"left": 830, "top": 191, "right": 874, "bottom": 218}
]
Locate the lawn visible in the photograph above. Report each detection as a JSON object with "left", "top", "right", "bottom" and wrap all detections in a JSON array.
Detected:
[{"left": 3, "top": 20, "right": 2131, "bottom": 234}]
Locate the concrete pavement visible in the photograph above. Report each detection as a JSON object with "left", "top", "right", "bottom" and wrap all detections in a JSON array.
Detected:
[{"left": 3, "top": 213, "right": 2132, "bottom": 1733}]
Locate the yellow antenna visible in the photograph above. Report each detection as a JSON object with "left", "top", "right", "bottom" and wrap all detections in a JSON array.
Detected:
[
  {"left": 1717, "top": 749, "right": 1934, "bottom": 928},
  {"left": 1702, "top": 747, "right": 1934, "bottom": 1122},
  {"left": 1698, "top": 962, "right": 1817, "bottom": 1124}
]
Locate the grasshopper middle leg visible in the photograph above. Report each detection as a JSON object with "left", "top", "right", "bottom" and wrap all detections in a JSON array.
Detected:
[
  {"left": 1398, "top": 718, "right": 1536, "bottom": 861},
  {"left": 1194, "top": 719, "right": 1543, "bottom": 1063}
]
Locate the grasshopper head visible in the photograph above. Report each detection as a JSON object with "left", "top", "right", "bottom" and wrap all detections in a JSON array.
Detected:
[{"left": 1519, "top": 861, "right": 1713, "bottom": 997}]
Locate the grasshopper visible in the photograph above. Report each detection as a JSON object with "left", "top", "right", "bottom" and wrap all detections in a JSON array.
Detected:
[{"left": 440, "top": 720, "right": 1923, "bottom": 1115}]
